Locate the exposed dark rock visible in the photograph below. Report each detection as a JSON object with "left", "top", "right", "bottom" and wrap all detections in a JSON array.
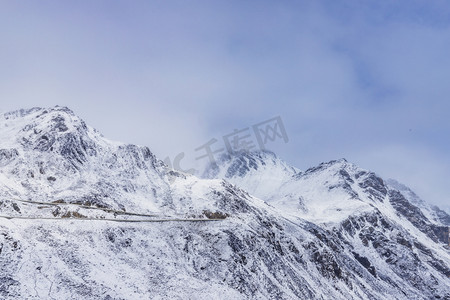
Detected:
[
  {"left": 47, "top": 176, "right": 57, "bottom": 182},
  {"left": 203, "top": 210, "right": 229, "bottom": 219},
  {"left": 0, "top": 149, "right": 19, "bottom": 164},
  {"left": 352, "top": 252, "right": 377, "bottom": 277},
  {"left": 11, "top": 203, "right": 20, "bottom": 213},
  {"left": 389, "top": 190, "right": 448, "bottom": 244},
  {"left": 358, "top": 173, "right": 387, "bottom": 202}
]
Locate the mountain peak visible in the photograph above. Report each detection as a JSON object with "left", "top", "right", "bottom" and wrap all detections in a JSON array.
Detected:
[
  {"left": 330, "top": 158, "right": 348, "bottom": 164},
  {"left": 0, "top": 106, "right": 165, "bottom": 211},
  {"left": 203, "top": 149, "right": 299, "bottom": 180},
  {"left": 0, "top": 106, "right": 91, "bottom": 150},
  {"left": 3, "top": 105, "right": 75, "bottom": 120},
  {"left": 302, "top": 158, "right": 355, "bottom": 177},
  {"left": 217, "top": 149, "right": 278, "bottom": 163}
]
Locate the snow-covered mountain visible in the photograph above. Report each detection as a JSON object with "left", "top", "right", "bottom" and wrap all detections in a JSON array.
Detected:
[
  {"left": 207, "top": 151, "right": 450, "bottom": 228},
  {"left": 205, "top": 150, "right": 450, "bottom": 296},
  {"left": 0, "top": 107, "right": 449, "bottom": 299}
]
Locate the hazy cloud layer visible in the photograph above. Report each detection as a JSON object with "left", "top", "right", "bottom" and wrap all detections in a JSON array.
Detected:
[{"left": 0, "top": 1, "right": 449, "bottom": 207}]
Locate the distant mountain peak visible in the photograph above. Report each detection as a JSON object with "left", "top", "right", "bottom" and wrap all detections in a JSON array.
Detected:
[
  {"left": 203, "top": 149, "right": 299, "bottom": 180},
  {"left": 1, "top": 105, "right": 86, "bottom": 136},
  {"left": 303, "top": 158, "right": 350, "bottom": 174},
  {"left": 3, "top": 105, "right": 75, "bottom": 120},
  {"left": 216, "top": 149, "right": 278, "bottom": 164}
]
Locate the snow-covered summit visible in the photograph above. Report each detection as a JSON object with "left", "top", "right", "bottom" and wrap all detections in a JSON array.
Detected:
[
  {"left": 203, "top": 150, "right": 299, "bottom": 199},
  {"left": 204, "top": 152, "right": 375, "bottom": 223},
  {"left": 1, "top": 106, "right": 89, "bottom": 147},
  {"left": 211, "top": 150, "right": 299, "bottom": 177}
]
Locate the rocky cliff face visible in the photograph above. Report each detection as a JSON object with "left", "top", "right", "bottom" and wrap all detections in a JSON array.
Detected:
[{"left": 0, "top": 107, "right": 449, "bottom": 299}]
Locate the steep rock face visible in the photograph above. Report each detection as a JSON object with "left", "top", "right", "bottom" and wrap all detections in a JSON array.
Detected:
[
  {"left": 388, "top": 189, "right": 449, "bottom": 245},
  {"left": 387, "top": 178, "right": 450, "bottom": 227},
  {"left": 0, "top": 107, "right": 449, "bottom": 299},
  {"left": 340, "top": 210, "right": 450, "bottom": 286}
]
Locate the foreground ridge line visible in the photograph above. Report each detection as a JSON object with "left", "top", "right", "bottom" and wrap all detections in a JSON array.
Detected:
[{"left": 0, "top": 215, "right": 224, "bottom": 222}]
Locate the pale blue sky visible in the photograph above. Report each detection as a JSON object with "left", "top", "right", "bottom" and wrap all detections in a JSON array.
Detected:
[{"left": 1, "top": 1, "right": 449, "bottom": 208}]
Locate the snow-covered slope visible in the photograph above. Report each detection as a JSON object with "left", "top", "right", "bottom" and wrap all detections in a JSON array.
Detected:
[
  {"left": 204, "top": 151, "right": 299, "bottom": 202},
  {"left": 0, "top": 107, "right": 449, "bottom": 299},
  {"left": 205, "top": 150, "right": 450, "bottom": 298},
  {"left": 386, "top": 178, "right": 450, "bottom": 227},
  {"left": 207, "top": 152, "right": 450, "bottom": 238}
]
